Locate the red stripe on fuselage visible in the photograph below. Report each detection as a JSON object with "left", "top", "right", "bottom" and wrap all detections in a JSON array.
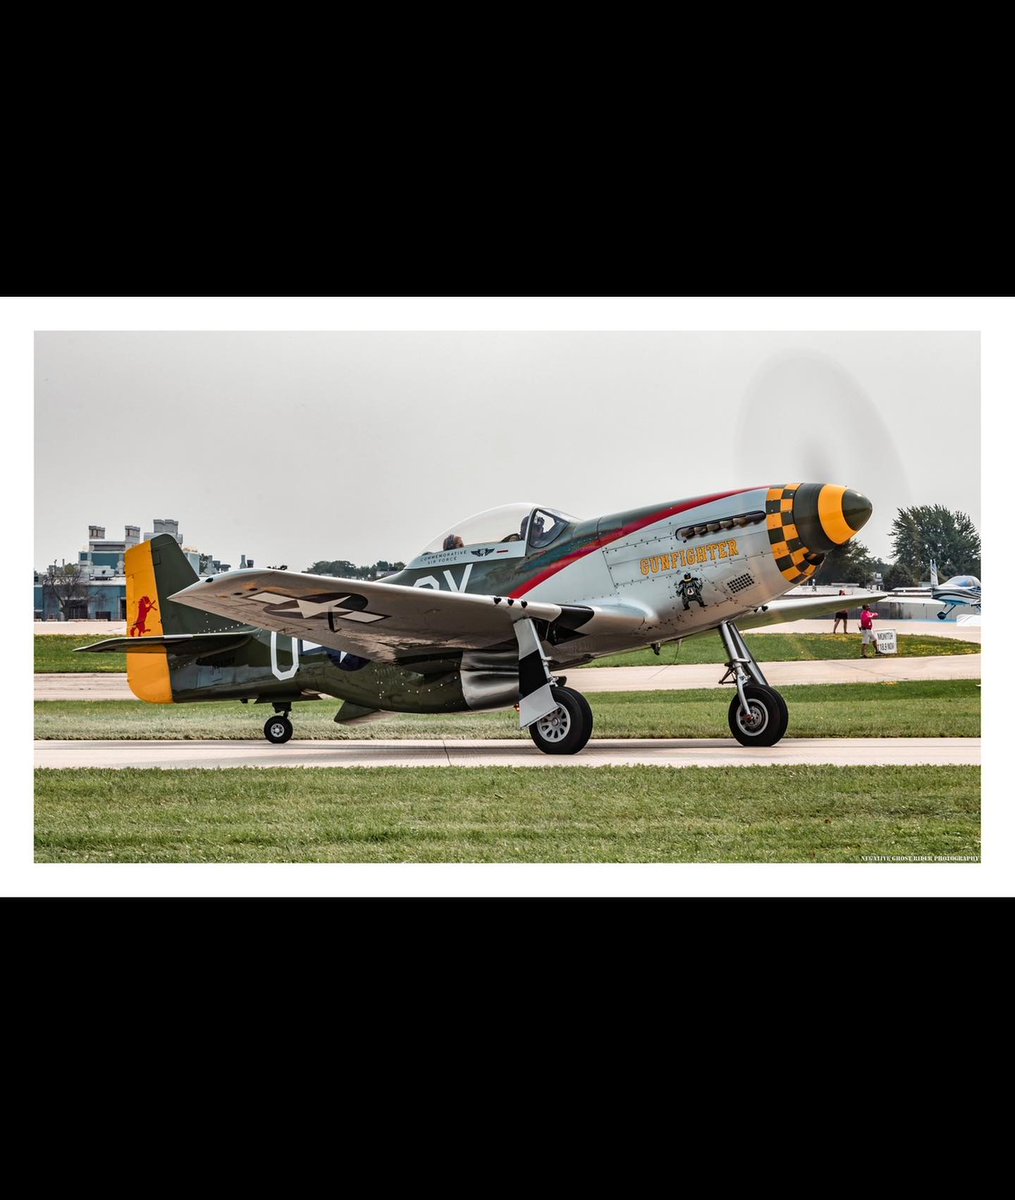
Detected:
[{"left": 509, "top": 488, "right": 758, "bottom": 598}]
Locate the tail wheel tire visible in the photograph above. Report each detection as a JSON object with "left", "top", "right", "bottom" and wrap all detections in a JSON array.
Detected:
[
  {"left": 728, "top": 685, "right": 789, "bottom": 747},
  {"left": 529, "top": 685, "right": 594, "bottom": 756},
  {"left": 264, "top": 715, "right": 294, "bottom": 744}
]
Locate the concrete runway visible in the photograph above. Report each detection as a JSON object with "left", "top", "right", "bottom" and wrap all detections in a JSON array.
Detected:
[{"left": 34, "top": 737, "right": 980, "bottom": 770}]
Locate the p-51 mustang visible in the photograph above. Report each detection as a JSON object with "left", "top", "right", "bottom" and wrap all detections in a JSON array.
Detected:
[
  {"left": 79, "top": 483, "right": 880, "bottom": 754},
  {"left": 889, "top": 560, "right": 981, "bottom": 621}
]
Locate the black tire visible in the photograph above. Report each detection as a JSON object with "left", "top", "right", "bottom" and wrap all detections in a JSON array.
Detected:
[
  {"left": 529, "top": 685, "right": 594, "bottom": 755},
  {"left": 264, "top": 715, "right": 294, "bottom": 744},
  {"left": 937, "top": 611, "right": 946, "bottom": 620},
  {"left": 727, "top": 685, "right": 789, "bottom": 747}
]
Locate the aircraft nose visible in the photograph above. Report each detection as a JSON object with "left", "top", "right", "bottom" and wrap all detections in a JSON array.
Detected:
[
  {"left": 840, "top": 488, "right": 873, "bottom": 535},
  {"left": 766, "top": 483, "right": 873, "bottom": 584},
  {"left": 785, "top": 483, "right": 873, "bottom": 553},
  {"left": 814, "top": 484, "right": 872, "bottom": 546}
]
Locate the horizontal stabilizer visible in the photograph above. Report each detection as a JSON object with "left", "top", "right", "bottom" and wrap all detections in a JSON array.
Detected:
[{"left": 75, "top": 632, "right": 253, "bottom": 657}]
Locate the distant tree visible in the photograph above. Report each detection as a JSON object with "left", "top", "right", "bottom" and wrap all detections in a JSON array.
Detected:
[
  {"left": 812, "top": 539, "right": 879, "bottom": 587},
  {"left": 883, "top": 562, "right": 919, "bottom": 590},
  {"left": 305, "top": 559, "right": 406, "bottom": 579},
  {"left": 365, "top": 560, "right": 405, "bottom": 579},
  {"left": 306, "top": 560, "right": 359, "bottom": 577},
  {"left": 890, "top": 506, "right": 980, "bottom": 578},
  {"left": 41, "top": 562, "right": 90, "bottom": 618}
]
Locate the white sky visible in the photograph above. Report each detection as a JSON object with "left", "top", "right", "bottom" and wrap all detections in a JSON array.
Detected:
[{"left": 34, "top": 330, "right": 979, "bottom": 571}]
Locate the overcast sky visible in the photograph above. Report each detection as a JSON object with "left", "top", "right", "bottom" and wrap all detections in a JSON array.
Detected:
[{"left": 34, "top": 331, "right": 979, "bottom": 571}]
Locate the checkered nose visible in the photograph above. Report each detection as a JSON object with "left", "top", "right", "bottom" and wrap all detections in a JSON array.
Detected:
[{"left": 765, "top": 484, "right": 873, "bottom": 584}]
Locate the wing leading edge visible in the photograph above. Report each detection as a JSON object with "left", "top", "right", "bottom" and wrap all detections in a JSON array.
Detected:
[{"left": 737, "top": 590, "right": 887, "bottom": 630}]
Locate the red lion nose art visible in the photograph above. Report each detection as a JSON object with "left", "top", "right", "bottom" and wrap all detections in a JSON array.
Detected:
[{"left": 129, "top": 594, "right": 158, "bottom": 636}]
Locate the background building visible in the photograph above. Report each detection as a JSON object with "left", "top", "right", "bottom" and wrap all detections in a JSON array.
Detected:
[{"left": 35, "top": 518, "right": 231, "bottom": 620}]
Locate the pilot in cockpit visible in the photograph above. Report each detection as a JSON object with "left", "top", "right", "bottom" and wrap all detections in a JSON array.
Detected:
[
  {"left": 502, "top": 516, "right": 527, "bottom": 543},
  {"left": 443, "top": 534, "right": 465, "bottom": 550}
]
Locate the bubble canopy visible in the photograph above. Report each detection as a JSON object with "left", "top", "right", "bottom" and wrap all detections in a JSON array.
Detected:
[{"left": 420, "top": 503, "right": 581, "bottom": 555}]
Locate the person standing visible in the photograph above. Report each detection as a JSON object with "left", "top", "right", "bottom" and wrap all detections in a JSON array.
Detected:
[
  {"left": 832, "top": 589, "right": 849, "bottom": 634},
  {"left": 859, "top": 603, "right": 879, "bottom": 658}
]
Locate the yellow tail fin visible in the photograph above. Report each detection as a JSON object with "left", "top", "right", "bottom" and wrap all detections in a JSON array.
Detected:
[{"left": 125, "top": 541, "right": 174, "bottom": 703}]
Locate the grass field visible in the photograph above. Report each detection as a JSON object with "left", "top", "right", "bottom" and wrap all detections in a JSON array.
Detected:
[
  {"left": 34, "top": 680, "right": 981, "bottom": 740},
  {"left": 35, "top": 636, "right": 126, "bottom": 672},
  {"left": 33, "top": 764, "right": 981, "bottom": 863},
  {"left": 589, "top": 632, "right": 980, "bottom": 667},
  {"left": 34, "top": 632, "right": 979, "bottom": 673}
]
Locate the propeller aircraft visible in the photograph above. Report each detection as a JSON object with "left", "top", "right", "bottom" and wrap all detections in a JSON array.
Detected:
[
  {"left": 889, "top": 560, "right": 981, "bottom": 621},
  {"left": 78, "top": 483, "right": 881, "bottom": 755}
]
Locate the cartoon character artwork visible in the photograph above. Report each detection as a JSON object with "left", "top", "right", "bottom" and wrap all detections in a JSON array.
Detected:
[
  {"left": 129, "top": 594, "right": 158, "bottom": 636},
  {"left": 676, "top": 572, "right": 707, "bottom": 611}
]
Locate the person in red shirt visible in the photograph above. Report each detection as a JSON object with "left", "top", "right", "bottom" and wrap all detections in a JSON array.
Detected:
[{"left": 859, "top": 603, "right": 879, "bottom": 658}]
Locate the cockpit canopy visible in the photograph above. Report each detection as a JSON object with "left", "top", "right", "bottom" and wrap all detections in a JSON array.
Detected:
[{"left": 419, "top": 503, "right": 580, "bottom": 556}]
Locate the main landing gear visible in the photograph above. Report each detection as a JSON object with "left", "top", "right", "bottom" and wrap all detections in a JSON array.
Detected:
[
  {"left": 718, "top": 621, "right": 789, "bottom": 747},
  {"left": 528, "top": 685, "right": 594, "bottom": 756},
  {"left": 263, "top": 704, "right": 294, "bottom": 744}
]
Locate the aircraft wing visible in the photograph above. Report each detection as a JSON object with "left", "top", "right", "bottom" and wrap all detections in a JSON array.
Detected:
[
  {"left": 169, "top": 569, "right": 649, "bottom": 664},
  {"left": 738, "top": 590, "right": 887, "bottom": 631},
  {"left": 882, "top": 595, "right": 945, "bottom": 607}
]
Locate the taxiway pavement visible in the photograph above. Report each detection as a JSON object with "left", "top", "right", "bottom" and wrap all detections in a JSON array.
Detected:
[{"left": 35, "top": 737, "right": 980, "bottom": 770}]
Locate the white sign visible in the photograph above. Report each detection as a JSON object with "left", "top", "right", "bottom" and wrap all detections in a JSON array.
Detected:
[{"left": 876, "top": 629, "right": 897, "bottom": 655}]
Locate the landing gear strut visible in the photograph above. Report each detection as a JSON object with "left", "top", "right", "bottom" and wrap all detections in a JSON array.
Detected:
[
  {"left": 718, "top": 621, "right": 789, "bottom": 747},
  {"left": 264, "top": 704, "right": 294, "bottom": 744}
]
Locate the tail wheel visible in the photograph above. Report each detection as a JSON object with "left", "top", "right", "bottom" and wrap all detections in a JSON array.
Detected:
[
  {"left": 264, "top": 715, "right": 294, "bottom": 744},
  {"left": 529, "top": 685, "right": 594, "bottom": 756},
  {"left": 728, "top": 685, "right": 789, "bottom": 747}
]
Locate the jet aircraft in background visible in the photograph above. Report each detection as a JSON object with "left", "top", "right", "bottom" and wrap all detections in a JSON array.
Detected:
[{"left": 79, "top": 483, "right": 881, "bottom": 755}]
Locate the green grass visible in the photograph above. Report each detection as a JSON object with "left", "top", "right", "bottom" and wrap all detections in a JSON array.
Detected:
[
  {"left": 34, "top": 680, "right": 981, "bottom": 740},
  {"left": 590, "top": 632, "right": 980, "bottom": 667},
  {"left": 34, "top": 631, "right": 979, "bottom": 673},
  {"left": 35, "top": 636, "right": 126, "bottom": 672},
  {"left": 33, "top": 764, "right": 980, "bottom": 863}
]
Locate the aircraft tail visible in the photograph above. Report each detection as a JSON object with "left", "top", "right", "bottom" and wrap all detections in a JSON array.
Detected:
[
  {"left": 123, "top": 534, "right": 248, "bottom": 702},
  {"left": 930, "top": 559, "right": 939, "bottom": 588},
  {"left": 128, "top": 534, "right": 245, "bottom": 636}
]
